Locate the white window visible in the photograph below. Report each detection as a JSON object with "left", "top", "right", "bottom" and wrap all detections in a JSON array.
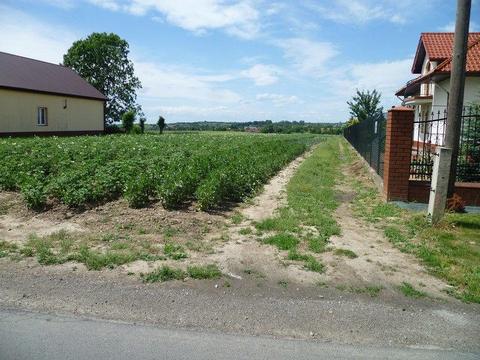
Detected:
[{"left": 37, "top": 107, "right": 48, "bottom": 126}]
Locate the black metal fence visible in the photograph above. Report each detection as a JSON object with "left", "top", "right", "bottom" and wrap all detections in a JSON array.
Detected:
[
  {"left": 343, "top": 113, "right": 386, "bottom": 178},
  {"left": 411, "top": 106, "right": 480, "bottom": 182}
]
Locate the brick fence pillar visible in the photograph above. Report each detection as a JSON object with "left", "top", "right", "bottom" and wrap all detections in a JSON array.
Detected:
[{"left": 383, "top": 106, "right": 414, "bottom": 201}]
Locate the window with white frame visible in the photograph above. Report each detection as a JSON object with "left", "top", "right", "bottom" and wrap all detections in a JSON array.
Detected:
[{"left": 37, "top": 107, "right": 48, "bottom": 126}]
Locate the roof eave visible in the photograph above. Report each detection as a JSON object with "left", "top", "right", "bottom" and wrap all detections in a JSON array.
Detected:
[{"left": 0, "top": 85, "right": 107, "bottom": 101}]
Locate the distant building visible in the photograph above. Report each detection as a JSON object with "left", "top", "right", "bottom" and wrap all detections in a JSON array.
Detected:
[
  {"left": 244, "top": 126, "right": 260, "bottom": 133},
  {"left": 0, "top": 51, "right": 106, "bottom": 136}
]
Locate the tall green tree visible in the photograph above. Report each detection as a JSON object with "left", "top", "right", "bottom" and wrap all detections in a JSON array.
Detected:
[
  {"left": 63, "top": 32, "right": 142, "bottom": 125},
  {"left": 157, "top": 116, "right": 166, "bottom": 134},
  {"left": 347, "top": 89, "right": 383, "bottom": 122}
]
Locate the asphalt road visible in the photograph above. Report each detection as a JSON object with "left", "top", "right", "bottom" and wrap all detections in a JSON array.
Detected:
[{"left": 0, "top": 310, "right": 478, "bottom": 360}]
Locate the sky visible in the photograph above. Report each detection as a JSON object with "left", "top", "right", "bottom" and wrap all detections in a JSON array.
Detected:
[{"left": 0, "top": 1, "right": 479, "bottom": 123}]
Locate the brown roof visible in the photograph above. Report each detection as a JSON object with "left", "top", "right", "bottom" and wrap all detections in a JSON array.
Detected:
[
  {"left": 397, "top": 33, "right": 480, "bottom": 97},
  {"left": 412, "top": 32, "right": 480, "bottom": 73},
  {"left": 0, "top": 52, "right": 106, "bottom": 101}
]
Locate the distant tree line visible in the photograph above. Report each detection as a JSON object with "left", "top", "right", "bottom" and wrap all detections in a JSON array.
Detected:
[{"left": 163, "top": 120, "right": 343, "bottom": 134}]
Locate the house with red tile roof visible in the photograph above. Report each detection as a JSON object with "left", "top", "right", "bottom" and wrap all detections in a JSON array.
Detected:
[
  {"left": 0, "top": 52, "right": 106, "bottom": 136},
  {"left": 396, "top": 32, "right": 480, "bottom": 117}
]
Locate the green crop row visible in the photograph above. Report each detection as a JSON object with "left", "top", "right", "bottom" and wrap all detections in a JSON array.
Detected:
[{"left": 0, "top": 133, "right": 322, "bottom": 210}]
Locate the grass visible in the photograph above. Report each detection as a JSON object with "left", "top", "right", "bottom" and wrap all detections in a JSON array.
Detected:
[
  {"left": 141, "top": 264, "right": 222, "bottom": 283},
  {"left": 163, "top": 243, "right": 188, "bottom": 260},
  {"left": 187, "top": 264, "right": 222, "bottom": 279},
  {"left": 231, "top": 212, "right": 244, "bottom": 225},
  {"left": 255, "top": 137, "right": 342, "bottom": 274},
  {"left": 398, "top": 282, "right": 427, "bottom": 298},
  {"left": 238, "top": 227, "right": 252, "bottom": 235},
  {"left": 142, "top": 266, "right": 186, "bottom": 283},
  {"left": 264, "top": 234, "right": 299, "bottom": 250},
  {"left": 345, "top": 143, "right": 480, "bottom": 303},
  {"left": 333, "top": 248, "right": 358, "bottom": 259}
]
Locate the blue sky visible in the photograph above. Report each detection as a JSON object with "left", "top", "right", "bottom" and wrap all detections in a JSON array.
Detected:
[{"left": 1, "top": 1, "right": 479, "bottom": 123}]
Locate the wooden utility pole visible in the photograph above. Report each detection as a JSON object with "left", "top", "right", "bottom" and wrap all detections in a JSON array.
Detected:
[
  {"left": 445, "top": 0, "right": 471, "bottom": 198},
  {"left": 428, "top": 0, "right": 471, "bottom": 223}
]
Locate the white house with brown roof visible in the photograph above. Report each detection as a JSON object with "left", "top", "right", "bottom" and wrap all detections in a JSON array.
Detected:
[
  {"left": 396, "top": 32, "right": 480, "bottom": 117},
  {"left": 0, "top": 52, "right": 106, "bottom": 136},
  {"left": 395, "top": 33, "right": 480, "bottom": 147}
]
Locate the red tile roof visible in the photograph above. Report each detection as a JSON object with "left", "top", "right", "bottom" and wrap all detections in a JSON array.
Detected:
[
  {"left": 412, "top": 32, "right": 480, "bottom": 73},
  {"left": 0, "top": 52, "right": 106, "bottom": 101},
  {"left": 434, "top": 37, "right": 480, "bottom": 73},
  {"left": 398, "top": 33, "right": 480, "bottom": 96}
]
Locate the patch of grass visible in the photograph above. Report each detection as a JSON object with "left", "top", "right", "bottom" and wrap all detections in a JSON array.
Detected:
[
  {"left": 333, "top": 248, "right": 358, "bottom": 259},
  {"left": 346, "top": 144, "right": 480, "bottom": 303},
  {"left": 238, "top": 227, "right": 252, "bottom": 235},
  {"left": 163, "top": 243, "right": 188, "bottom": 260},
  {"left": 100, "top": 233, "right": 120, "bottom": 243},
  {"left": 354, "top": 285, "right": 383, "bottom": 297},
  {"left": 0, "top": 240, "right": 18, "bottom": 258},
  {"left": 398, "top": 282, "right": 427, "bottom": 298},
  {"left": 231, "top": 212, "right": 243, "bottom": 225},
  {"left": 255, "top": 215, "right": 299, "bottom": 233},
  {"left": 75, "top": 246, "right": 137, "bottom": 270},
  {"left": 286, "top": 248, "right": 309, "bottom": 261},
  {"left": 110, "top": 242, "right": 131, "bottom": 250},
  {"left": 187, "top": 264, "right": 222, "bottom": 279},
  {"left": 256, "top": 138, "right": 343, "bottom": 274},
  {"left": 304, "top": 256, "right": 325, "bottom": 273},
  {"left": 278, "top": 280, "right": 288, "bottom": 288},
  {"left": 142, "top": 266, "right": 186, "bottom": 283},
  {"left": 264, "top": 233, "right": 299, "bottom": 250},
  {"left": 308, "top": 236, "right": 328, "bottom": 253},
  {"left": 162, "top": 226, "right": 180, "bottom": 239}
]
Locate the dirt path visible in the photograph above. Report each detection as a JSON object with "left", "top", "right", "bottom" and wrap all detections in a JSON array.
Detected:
[
  {"left": 322, "top": 141, "right": 450, "bottom": 298},
  {"left": 208, "top": 148, "right": 321, "bottom": 283}
]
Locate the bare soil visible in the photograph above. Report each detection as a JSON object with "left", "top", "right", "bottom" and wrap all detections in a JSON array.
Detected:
[{"left": 0, "top": 144, "right": 455, "bottom": 299}]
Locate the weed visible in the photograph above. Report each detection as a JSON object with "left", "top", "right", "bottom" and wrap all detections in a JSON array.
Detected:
[
  {"left": 399, "top": 282, "right": 427, "bottom": 298},
  {"left": 163, "top": 243, "right": 187, "bottom": 260},
  {"left": 304, "top": 256, "right": 325, "bottom": 273},
  {"left": 278, "top": 280, "right": 288, "bottom": 288},
  {"left": 142, "top": 266, "right": 186, "bottom": 283},
  {"left": 333, "top": 248, "right": 358, "bottom": 259},
  {"left": 239, "top": 227, "right": 252, "bottom": 235},
  {"left": 231, "top": 212, "right": 243, "bottom": 225},
  {"left": 286, "top": 248, "right": 309, "bottom": 261},
  {"left": 264, "top": 233, "right": 299, "bottom": 251},
  {"left": 355, "top": 285, "right": 383, "bottom": 297},
  {"left": 187, "top": 264, "right": 222, "bottom": 279}
]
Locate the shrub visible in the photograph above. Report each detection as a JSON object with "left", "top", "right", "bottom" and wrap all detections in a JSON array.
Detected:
[{"left": 121, "top": 110, "right": 136, "bottom": 133}]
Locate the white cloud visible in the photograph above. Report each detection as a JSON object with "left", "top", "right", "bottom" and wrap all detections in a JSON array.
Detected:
[
  {"left": 87, "top": 0, "right": 260, "bottom": 38},
  {"left": 135, "top": 60, "right": 242, "bottom": 103},
  {"left": 256, "top": 93, "right": 300, "bottom": 106},
  {"left": 276, "top": 38, "right": 338, "bottom": 77},
  {"left": 321, "top": 58, "right": 413, "bottom": 115},
  {"left": 0, "top": 5, "right": 76, "bottom": 63},
  {"left": 304, "top": 0, "right": 429, "bottom": 25},
  {"left": 439, "top": 20, "right": 480, "bottom": 32},
  {"left": 241, "top": 64, "right": 280, "bottom": 86},
  {"left": 88, "top": 0, "right": 121, "bottom": 11}
]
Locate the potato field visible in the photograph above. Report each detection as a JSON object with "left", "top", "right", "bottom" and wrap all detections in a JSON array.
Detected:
[{"left": 0, "top": 133, "right": 321, "bottom": 210}]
